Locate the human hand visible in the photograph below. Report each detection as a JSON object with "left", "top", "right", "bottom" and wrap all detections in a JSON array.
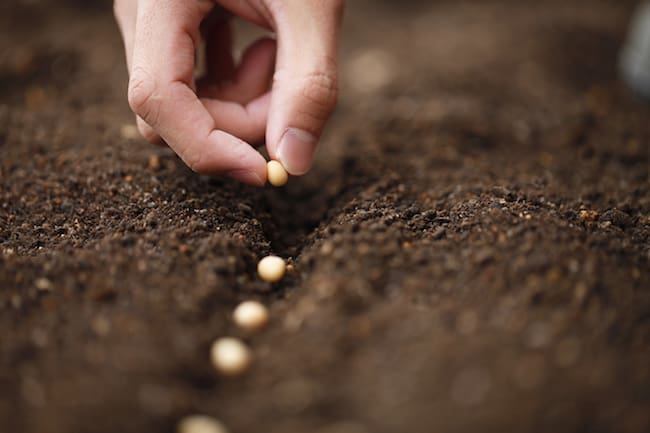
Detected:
[{"left": 114, "top": 0, "right": 343, "bottom": 185}]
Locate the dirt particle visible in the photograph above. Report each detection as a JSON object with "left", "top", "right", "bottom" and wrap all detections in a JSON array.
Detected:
[
  {"left": 138, "top": 384, "right": 172, "bottom": 416},
  {"left": 578, "top": 209, "right": 599, "bottom": 222},
  {"left": 513, "top": 354, "right": 546, "bottom": 390},
  {"left": 314, "top": 421, "right": 369, "bottom": 433},
  {"left": 555, "top": 337, "right": 581, "bottom": 367},
  {"left": 31, "top": 328, "right": 48, "bottom": 348},
  {"left": 148, "top": 154, "right": 161, "bottom": 170},
  {"left": 272, "top": 377, "right": 320, "bottom": 413},
  {"left": 600, "top": 208, "right": 632, "bottom": 228},
  {"left": 524, "top": 321, "right": 552, "bottom": 349},
  {"left": 573, "top": 282, "right": 589, "bottom": 305},
  {"left": 35, "top": 278, "right": 53, "bottom": 292},
  {"left": 347, "top": 316, "right": 372, "bottom": 339},
  {"left": 24, "top": 86, "right": 47, "bottom": 110},
  {"left": 456, "top": 310, "right": 479, "bottom": 335},
  {"left": 91, "top": 316, "right": 111, "bottom": 337},
  {"left": 320, "top": 241, "right": 335, "bottom": 256},
  {"left": 450, "top": 367, "right": 492, "bottom": 406},
  {"left": 21, "top": 377, "right": 46, "bottom": 407}
]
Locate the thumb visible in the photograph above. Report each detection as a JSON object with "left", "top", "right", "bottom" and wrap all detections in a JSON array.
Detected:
[{"left": 266, "top": 1, "right": 343, "bottom": 175}]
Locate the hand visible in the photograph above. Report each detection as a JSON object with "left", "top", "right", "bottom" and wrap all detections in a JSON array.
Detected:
[{"left": 114, "top": 0, "right": 344, "bottom": 185}]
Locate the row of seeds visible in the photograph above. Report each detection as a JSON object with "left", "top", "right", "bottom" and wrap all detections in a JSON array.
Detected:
[{"left": 177, "top": 255, "right": 287, "bottom": 433}]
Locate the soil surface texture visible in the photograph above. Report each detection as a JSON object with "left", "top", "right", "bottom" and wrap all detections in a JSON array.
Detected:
[{"left": 1, "top": 1, "right": 649, "bottom": 432}]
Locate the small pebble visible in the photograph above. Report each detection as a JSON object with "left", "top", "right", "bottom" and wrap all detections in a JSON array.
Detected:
[
  {"left": 177, "top": 415, "right": 229, "bottom": 433},
  {"left": 35, "top": 278, "right": 53, "bottom": 292},
  {"left": 578, "top": 209, "right": 599, "bottom": 222},
  {"left": 257, "top": 255, "right": 286, "bottom": 283},
  {"left": 267, "top": 160, "right": 288, "bottom": 187},
  {"left": 233, "top": 301, "right": 269, "bottom": 332},
  {"left": 149, "top": 154, "right": 161, "bottom": 170},
  {"left": 210, "top": 337, "right": 251, "bottom": 377}
]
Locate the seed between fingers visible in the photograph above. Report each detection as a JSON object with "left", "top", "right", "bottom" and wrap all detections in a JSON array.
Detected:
[{"left": 267, "top": 160, "right": 289, "bottom": 187}]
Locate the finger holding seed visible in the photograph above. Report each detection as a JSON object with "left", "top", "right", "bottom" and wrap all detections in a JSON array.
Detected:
[{"left": 257, "top": 255, "right": 286, "bottom": 282}]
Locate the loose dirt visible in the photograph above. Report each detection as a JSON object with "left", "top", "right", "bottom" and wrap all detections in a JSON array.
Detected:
[{"left": 1, "top": 1, "right": 649, "bottom": 432}]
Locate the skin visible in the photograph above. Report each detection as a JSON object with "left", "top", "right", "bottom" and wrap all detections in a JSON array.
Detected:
[{"left": 114, "top": 0, "right": 344, "bottom": 186}]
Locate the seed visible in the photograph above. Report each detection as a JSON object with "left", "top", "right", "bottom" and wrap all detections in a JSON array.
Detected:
[
  {"left": 177, "top": 415, "right": 229, "bottom": 433},
  {"left": 210, "top": 338, "right": 251, "bottom": 377},
  {"left": 233, "top": 301, "right": 269, "bottom": 332},
  {"left": 257, "top": 255, "right": 286, "bottom": 282},
  {"left": 267, "top": 160, "right": 288, "bottom": 187}
]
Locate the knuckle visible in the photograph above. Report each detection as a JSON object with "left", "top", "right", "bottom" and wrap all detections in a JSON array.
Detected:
[
  {"left": 186, "top": 150, "right": 206, "bottom": 174},
  {"left": 127, "top": 68, "right": 159, "bottom": 125},
  {"left": 136, "top": 119, "right": 159, "bottom": 144},
  {"left": 299, "top": 67, "right": 338, "bottom": 116}
]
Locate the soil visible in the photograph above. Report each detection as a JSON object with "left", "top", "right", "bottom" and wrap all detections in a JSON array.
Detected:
[{"left": 1, "top": 1, "right": 649, "bottom": 432}]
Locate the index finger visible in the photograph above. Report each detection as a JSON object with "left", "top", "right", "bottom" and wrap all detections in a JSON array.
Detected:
[{"left": 128, "top": 0, "right": 267, "bottom": 185}]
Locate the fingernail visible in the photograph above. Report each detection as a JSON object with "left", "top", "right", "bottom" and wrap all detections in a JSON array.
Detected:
[
  {"left": 276, "top": 128, "right": 317, "bottom": 175},
  {"left": 225, "top": 169, "right": 265, "bottom": 186}
]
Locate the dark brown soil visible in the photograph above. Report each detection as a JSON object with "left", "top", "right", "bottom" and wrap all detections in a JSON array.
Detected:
[{"left": 1, "top": 1, "right": 649, "bottom": 432}]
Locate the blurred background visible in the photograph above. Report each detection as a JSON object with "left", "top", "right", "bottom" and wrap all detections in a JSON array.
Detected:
[{"left": 0, "top": 0, "right": 643, "bottom": 116}]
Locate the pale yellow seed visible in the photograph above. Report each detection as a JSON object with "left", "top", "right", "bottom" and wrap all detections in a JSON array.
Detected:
[
  {"left": 233, "top": 301, "right": 269, "bottom": 332},
  {"left": 267, "top": 160, "right": 288, "bottom": 187},
  {"left": 177, "top": 415, "right": 229, "bottom": 433},
  {"left": 210, "top": 338, "right": 251, "bottom": 377},
  {"left": 257, "top": 255, "right": 286, "bottom": 282}
]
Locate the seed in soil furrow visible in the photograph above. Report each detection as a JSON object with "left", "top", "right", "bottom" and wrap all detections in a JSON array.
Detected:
[
  {"left": 233, "top": 301, "right": 269, "bottom": 332},
  {"left": 257, "top": 255, "right": 286, "bottom": 283},
  {"left": 210, "top": 338, "right": 252, "bottom": 377}
]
